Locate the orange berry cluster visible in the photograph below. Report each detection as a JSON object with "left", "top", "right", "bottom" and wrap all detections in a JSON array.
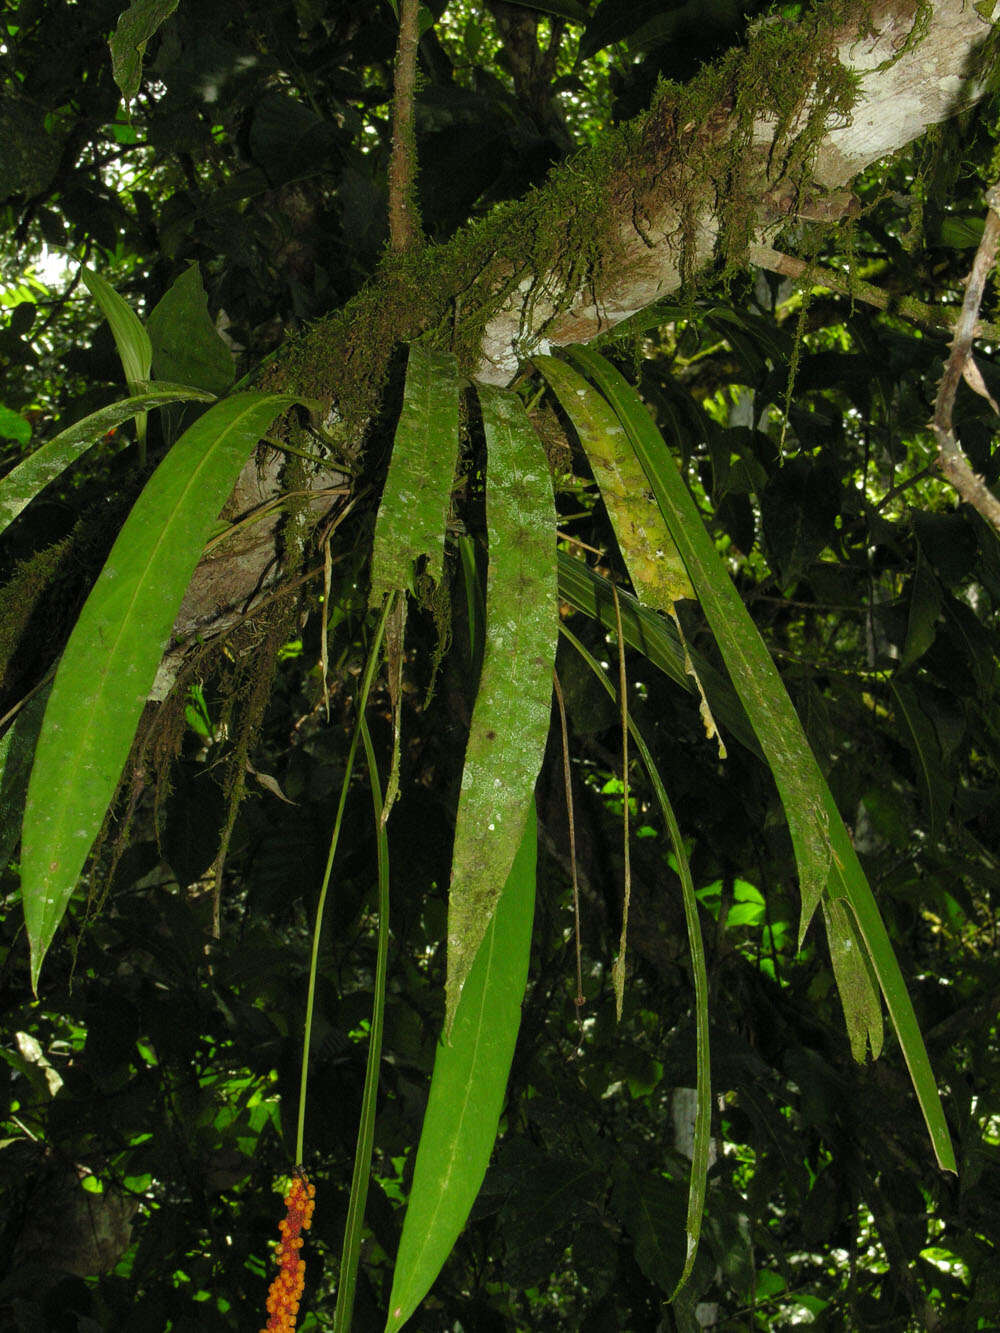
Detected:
[{"left": 261, "top": 1171, "right": 316, "bottom": 1333}]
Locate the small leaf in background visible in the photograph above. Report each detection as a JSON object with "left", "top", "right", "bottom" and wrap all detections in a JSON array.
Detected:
[
  {"left": 20, "top": 392, "right": 303, "bottom": 990},
  {"left": 891, "top": 680, "right": 952, "bottom": 841},
  {"left": 0, "top": 403, "right": 31, "bottom": 445},
  {"left": 822, "top": 897, "right": 883, "bottom": 1062},
  {"left": 534, "top": 354, "right": 693, "bottom": 609},
  {"left": 0, "top": 386, "right": 217, "bottom": 538},
  {"left": 899, "top": 547, "right": 942, "bottom": 670},
  {"left": 386, "top": 807, "right": 537, "bottom": 1332},
  {"left": 369, "top": 344, "right": 461, "bottom": 605},
  {"left": 80, "top": 268, "right": 152, "bottom": 391},
  {"left": 146, "top": 263, "right": 236, "bottom": 397},
  {"left": 109, "top": 0, "right": 180, "bottom": 108},
  {"left": 444, "top": 385, "right": 556, "bottom": 1029}
]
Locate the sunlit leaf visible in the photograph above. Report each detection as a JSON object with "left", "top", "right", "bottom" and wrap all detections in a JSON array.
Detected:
[
  {"left": 21, "top": 392, "right": 303, "bottom": 990},
  {"left": 80, "top": 268, "right": 151, "bottom": 390},
  {"left": 0, "top": 386, "right": 216, "bottom": 538},
  {"left": 445, "top": 385, "right": 555, "bottom": 1029},
  {"left": 385, "top": 807, "right": 537, "bottom": 1332}
]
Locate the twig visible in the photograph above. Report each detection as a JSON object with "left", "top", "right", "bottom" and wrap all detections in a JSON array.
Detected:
[
  {"left": 930, "top": 184, "right": 1000, "bottom": 532},
  {"left": 749, "top": 242, "right": 1000, "bottom": 342},
  {"left": 387, "top": 0, "right": 422, "bottom": 253}
]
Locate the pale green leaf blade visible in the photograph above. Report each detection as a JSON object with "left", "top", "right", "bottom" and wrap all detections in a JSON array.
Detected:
[
  {"left": 109, "top": 0, "right": 180, "bottom": 106},
  {"left": 80, "top": 268, "right": 152, "bottom": 389},
  {"left": 385, "top": 807, "right": 536, "bottom": 1333},
  {"left": 535, "top": 354, "right": 693, "bottom": 608},
  {"left": 0, "top": 404, "right": 31, "bottom": 445},
  {"left": 563, "top": 343, "right": 831, "bottom": 942},
  {"left": 0, "top": 386, "right": 216, "bottom": 537},
  {"left": 146, "top": 262, "right": 236, "bottom": 397},
  {"left": 370, "top": 344, "right": 461, "bottom": 604},
  {"left": 445, "top": 385, "right": 556, "bottom": 1027},
  {"left": 21, "top": 392, "right": 302, "bottom": 990},
  {"left": 822, "top": 896, "right": 883, "bottom": 1062}
]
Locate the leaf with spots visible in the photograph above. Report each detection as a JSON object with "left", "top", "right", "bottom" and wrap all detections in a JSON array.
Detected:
[
  {"left": 445, "top": 385, "right": 556, "bottom": 1031},
  {"left": 369, "top": 343, "right": 461, "bottom": 606},
  {"left": 534, "top": 353, "right": 692, "bottom": 609},
  {"left": 20, "top": 392, "right": 303, "bottom": 991}
]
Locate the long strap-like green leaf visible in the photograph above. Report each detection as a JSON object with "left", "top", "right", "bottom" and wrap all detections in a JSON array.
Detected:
[
  {"left": 444, "top": 384, "right": 556, "bottom": 1030},
  {"left": 385, "top": 805, "right": 537, "bottom": 1332},
  {"left": 20, "top": 391, "right": 303, "bottom": 990},
  {"left": 0, "top": 385, "right": 216, "bottom": 538},
  {"left": 369, "top": 343, "right": 461, "bottom": 605},
  {"left": 562, "top": 345, "right": 955, "bottom": 1174}
]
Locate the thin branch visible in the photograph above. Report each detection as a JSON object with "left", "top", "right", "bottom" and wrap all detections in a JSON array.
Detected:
[
  {"left": 387, "top": 0, "right": 422, "bottom": 254},
  {"left": 931, "top": 184, "right": 1000, "bottom": 532},
  {"left": 750, "top": 243, "right": 1000, "bottom": 342}
]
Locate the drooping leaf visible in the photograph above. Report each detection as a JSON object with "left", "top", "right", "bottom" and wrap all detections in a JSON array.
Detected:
[
  {"left": 563, "top": 342, "right": 832, "bottom": 941},
  {"left": 20, "top": 392, "right": 303, "bottom": 990},
  {"left": 369, "top": 343, "right": 461, "bottom": 605},
  {"left": 146, "top": 263, "right": 236, "bottom": 397},
  {"left": 0, "top": 386, "right": 216, "bottom": 538},
  {"left": 563, "top": 345, "right": 956, "bottom": 1172},
  {"left": 385, "top": 807, "right": 537, "bottom": 1332},
  {"left": 822, "top": 896, "right": 883, "bottom": 1062},
  {"left": 80, "top": 268, "right": 152, "bottom": 390},
  {"left": 534, "top": 354, "right": 693, "bottom": 609},
  {"left": 109, "top": 0, "right": 180, "bottom": 106},
  {"left": 445, "top": 385, "right": 556, "bottom": 1029}
]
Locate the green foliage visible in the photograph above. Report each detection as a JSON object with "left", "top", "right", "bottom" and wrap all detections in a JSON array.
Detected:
[
  {"left": 2, "top": 1, "right": 1000, "bottom": 1329},
  {"left": 386, "top": 807, "right": 537, "bottom": 1332},
  {"left": 20, "top": 392, "right": 304, "bottom": 989}
]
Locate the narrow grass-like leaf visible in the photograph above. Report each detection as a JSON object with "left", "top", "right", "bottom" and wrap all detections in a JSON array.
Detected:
[
  {"left": 80, "top": 268, "right": 151, "bottom": 389},
  {"left": 563, "top": 346, "right": 955, "bottom": 1172},
  {"left": 560, "top": 625, "right": 710, "bottom": 1296},
  {"left": 385, "top": 806, "right": 537, "bottom": 1332},
  {"left": 891, "top": 679, "right": 950, "bottom": 841},
  {"left": 334, "top": 712, "right": 391, "bottom": 1333},
  {"left": 370, "top": 344, "right": 460, "bottom": 605},
  {"left": 0, "top": 386, "right": 216, "bottom": 537},
  {"left": 535, "top": 354, "right": 692, "bottom": 609},
  {"left": 20, "top": 392, "right": 302, "bottom": 990},
  {"left": 445, "top": 385, "right": 556, "bottom": 1029}
]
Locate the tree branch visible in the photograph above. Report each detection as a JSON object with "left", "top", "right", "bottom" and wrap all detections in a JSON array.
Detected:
[
  {"left": 931, "top": 183, "right": 1000, "bottom": 532},
  {"left": 387, "top": 0, "right": 422, "bottom": 254}
]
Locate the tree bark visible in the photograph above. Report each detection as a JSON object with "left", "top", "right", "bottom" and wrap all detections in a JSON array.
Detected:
[{"left": 161, "top": 0, "right": 994, "bottom": 673}]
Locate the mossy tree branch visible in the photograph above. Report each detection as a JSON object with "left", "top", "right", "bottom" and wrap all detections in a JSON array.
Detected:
[{"left": 387, "top": 0, "right": 423, "bottom": 255}]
